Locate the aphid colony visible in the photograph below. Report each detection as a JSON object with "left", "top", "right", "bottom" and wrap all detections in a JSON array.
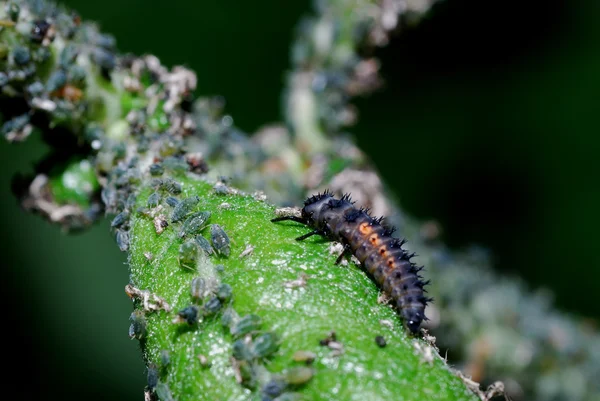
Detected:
[{"left": 272, "top": 191, "right": 432, "bottom": 334}]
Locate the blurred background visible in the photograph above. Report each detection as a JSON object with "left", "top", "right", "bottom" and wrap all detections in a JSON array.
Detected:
[{"left": 1, "top": 0, "right": 598, "bottom": 400}]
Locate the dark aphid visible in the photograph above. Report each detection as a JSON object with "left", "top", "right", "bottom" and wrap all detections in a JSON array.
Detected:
[
  {"left": 116, "top": 229, "right": 130, "bottom": 252},
  {"left": 149, "top": 163, "right": 164, "bottom": 176},
  {"left": 147, "top": 192, "right": 161, "bottom": 208},
  {"left": 231, "top": 314, "right": 262, "bottom": 337},
  {"left": 195, "top": 235, "right": 214, "bottom": 255},
  {"left": 210, "top": 224, "right": 231, "bottom": 257},
  {"left": 179, "top": 211, "right": 211, "bottom": 238},
  {"left": 318, "top": 331, "right": 336, "bottom": 346},
  {"left": 232, "top": 339, "right": 252, "bottom": 361},
  {"left": 292, "top": 350, "right": 316, "bottom": 364},
  {"left": 262, "top": 379, "right": 287, "bottom": 398},
  {"left": 190, "top": 277, "right": 206, "bottom": 302},
  {"left": 172, "top": 196, "right": 200, "bottom": 223},
  {"left": 176, "top": 305, "right": 199, "bottom": 325},
  {"left": 165, "top": 196, "right": 180, "bottom": 207},
  {"left": 178, "top": 239, "right": 198, "bottom": 270},
  {"left": 147, "top": 364, "right": 159, "bottom": 390},
  {"left": 7, "top": 2, "right": 19, "bottom": 21},
  {"left": 216, "top": 283, "right": 232, "bottom": 302},
  {"left": 92, "top": 47, "right": 116, "bottom": 71},
  {"left": 284, "top": 367, "right": 314, "bottom": 386},
  {"left": 128, "top": 311, "right": 146, "bottom": 340},
  {"left": 271, "top": 191, "right": 432, "bottom": 335},
  {"left": 160, "top": 178, "right": 182, "bottom": 195},
  {"left": 203, "top": 296, "right": 222, "bottom": 315},
  {"left": 251, "top": 332, "right": 280, "bottom": 359},
  {"left": 31, "top": 19, "right": 51, "bottom": 43},
  {"left": 375, "top": 335, "right": 387, "bottom": 348},
  {"left": 215, "top": 264, "right": 225, "bottom": 272},
  {"left": 111, "top": 211, "right": 129, "bottom": 228}
]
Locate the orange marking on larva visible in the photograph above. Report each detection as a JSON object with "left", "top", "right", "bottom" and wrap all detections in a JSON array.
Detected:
[
  {"left": 379, "top": 246, "right": 387, "bottom": 256},
  {"left": 387, "top": 259, "right": 395, "bottom": 269},
  {"left": 369, "top": 234, "right": 380, "bottom": 246},
  {"left": 359, "top": 222, "right": 372, "bottom": 235}
]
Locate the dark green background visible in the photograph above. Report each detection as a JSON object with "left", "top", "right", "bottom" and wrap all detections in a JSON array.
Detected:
[{"left": 1, "top": 1, "right": 598, "bottom": 400}]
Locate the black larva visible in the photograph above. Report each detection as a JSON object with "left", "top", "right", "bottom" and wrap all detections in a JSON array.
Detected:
[{"left": 271, "top": 191, "right": 432, "bottom": 334}]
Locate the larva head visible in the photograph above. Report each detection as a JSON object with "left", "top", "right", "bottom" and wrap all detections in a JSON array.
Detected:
[
  {"left": 302, "top": 191, "right": 334, "bottom": 230},
  {"left": 402, "top": 308, "right": 424, "bottom": 335}
]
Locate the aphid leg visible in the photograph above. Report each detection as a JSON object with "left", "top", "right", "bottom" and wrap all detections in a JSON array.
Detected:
[
  {"left": 295, "top": 230, "right": 321, "bottom": 241},
  {"left": 271, "top": 216, "right": 305, "bottom": 224},
  {"left": 335, "top": 244, "right": 351, "bottom": 265}
]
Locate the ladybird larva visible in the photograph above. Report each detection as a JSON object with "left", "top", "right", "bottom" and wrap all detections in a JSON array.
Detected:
[{"left": 271, "top": 191, "right": 432, "bottom": 334}]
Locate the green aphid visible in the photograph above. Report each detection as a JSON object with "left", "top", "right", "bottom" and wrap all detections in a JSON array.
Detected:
[
  {"left": 216, "top": 283, "right": 232, "bottom": 302},
  {"left": 210, "top": 224, "right": 231, "bottom": 256},
  {"left": 251, "top": 332, "right": 280, "bottom": 359},
  {"left": 163, "top": 156, "right": 189, "bottom": 175},
  {"left": 194, "top": 235, "right": 214, "bottom": 255},
  {"left": 147, "top": 192, "right": 161, "bottom": 208},
  {"left": 178, "top": 239, "right": 198, "bottom": 270},
  {"left": 172, "top": 196, "right": 200, "bottom": 223},
  {"left": 179, "top": 211, "right": 211, "bottom": 238},
  {"left": 284, "top": 367, "right": 314, "bottom": 386},
  {"left": 231, "top": 314, "right": 262, "bottom": 337},
  {"left": 221, "top": 307, "right": 237, "bottom": 328},
  {"left": 232, "top": 339, "right": 252, "bottom": 361},
  {"left": 155, "top": 382, "right": 175, "bottom": 401}
]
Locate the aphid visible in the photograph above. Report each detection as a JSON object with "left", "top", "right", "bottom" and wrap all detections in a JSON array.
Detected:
[
  {"left": 271, "top": 191, "right": 432, "bottom": 334},
  {"left": 155, "top": 382, "right": 175, "bottom": 401},
  {"left": 318, "top": 331, "right": 337, "bottom": 346},
  {"left": 231, "top": 314, "right": 262, "bottom": 337},
  {"left": 147, "top": 364, "right": 158, "bottom": 390},
  {"left": 292, "top": 350, "right": 316, "bottom": 364},
  {"left": 203, "top": 296, "right": 222, "bottom": 315},
  {"left": 116, "top": 229, "right": 130, "bottom": 252},
  {"left": 190, "top": 277, "right": 206, "bottom": 302},
  {"left": 232, "top": 339, "right": 252, "bottom": 361},
  {"left": 178, "top": 239, "right": 198, "bottom": 270},
  {"left": 111, "top": 211, "right": 129, "bottom": 228},
  {"left": 239, "top": 244, "right": 254, "bottom": 258},
  {"left": 160, "top": 350, "right": 171, "bottom": 368},
  {"left": 262, "top": 379, "right": 287, "bottom": 398},
  {"left": 375, "top": 335, "right": 387, "bottom": 348},
  {"left": 163, "top": 156, "right": 189, "bottom": 174},
  {"left": 284, "top": 367, "right": 314, "bottom": 386},
  {"left": 31, "top": 19, "right": 52, "bottom": 44},
  {"left": 12, "top": 46, "right": 30, "bottom": 66},
  {"left": 197, "top": 354, "right": 210, "bottom": 368},
  {"left": 7, "top": 2, "right": 19, "bottom": 21},
  {"left": 147, "top": 192, "right": 161, "bottom": 208},
  {"left": 172, "top": 196, "right": 200, "bottom": 223},
  {"left": 210, "top": 224, "right": 230, "bottom": 256},
  {"left": 251, "top": 332, "right": 280, "bottom": 358},
  {"left": 194, "top": 235, "right": 214, "bottom": 255},
  {"left": 165, "top": 196, "right": 179, "bottom": 207},
  {"left": 179, "top": 211, "right": 211, "bottom": 238},
  {"left": 215, "top": 264, "right": 225, "bottom": 272},
  {"left": 216, "top": 283, "right": 232, "bottom": 302},
  {"left": 175, "top": 305, "right": 199, "bottom": 325},
  {"left": 149, "top": 163, "right": 164, "bottom": 176},
  {"left": 46, "top": 69, "right": 67, "bottom": 93},
  {"left": 128, "top": 311, "right": 146, "bottom": 340},
  {"left": 221, "top": 307, "right": 237, "bottom": 328}
]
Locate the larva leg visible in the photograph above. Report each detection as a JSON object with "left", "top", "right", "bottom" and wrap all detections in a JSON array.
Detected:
[
  {"left": 335, "top": 243, "right": 351, "bottom": 265},
  {"left": 295, "top": 230, "right": 322, "bottom": 241},
  {"left": 271, "top": 216, "right": 306, "bottom": 224}
]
